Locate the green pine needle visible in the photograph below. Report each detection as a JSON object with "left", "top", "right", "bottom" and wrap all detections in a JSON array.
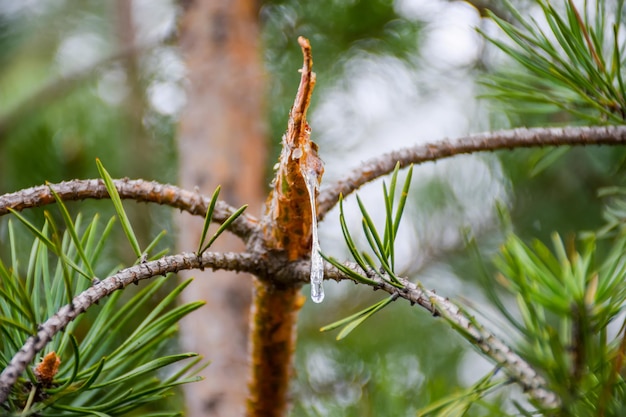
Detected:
[
  {"left": 0, "top": 211, "right": 205, "bottom": 415},
  {"left": 196, "top": 185, "right": 248, "bottom": 256},
  {"left": 199, "top": 205, "right": 248, "bottom": 255},
  {"left": 197, "top": 186, "right": 221, "bottom": 255},
  {"left": 96, "top": 158, "right": 142, "bottom": 259},
  {"left": 482, "top": 0, "right": 626, "bottom": 123},
  {"left": 48, "top": 184, "right": 96, "bottom": 278},
  {"left": 320, "top": 297, "right": 394, "bottom": 340},
  {"left": 337, "top": 195, "right": 370, "bottom": 273}
]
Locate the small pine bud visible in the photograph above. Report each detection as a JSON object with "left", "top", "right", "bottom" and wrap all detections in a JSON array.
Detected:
[{"left": 34, "top": 351, "right": 61, "bottom": 385}]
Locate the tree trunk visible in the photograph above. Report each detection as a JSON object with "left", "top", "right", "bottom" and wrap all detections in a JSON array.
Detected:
[{"left": 176, "top": 1, "right": 266, "bottom": 416}]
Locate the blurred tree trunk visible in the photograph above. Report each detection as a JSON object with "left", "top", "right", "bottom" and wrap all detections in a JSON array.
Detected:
[{"left": 176, "top": 1, "right": 266, "bottom": 416}]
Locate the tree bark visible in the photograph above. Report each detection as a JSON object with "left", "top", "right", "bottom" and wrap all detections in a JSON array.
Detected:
[{"left": 176, "top": 1, "right": 266, "bottom": 416}]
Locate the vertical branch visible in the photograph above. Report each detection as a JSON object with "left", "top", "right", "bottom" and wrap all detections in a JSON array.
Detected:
[
  {"left": 247, "top": 37, "right": 323, "bottom": 417},
  {"left": 247, "top": 282, "right": 304, "bottom": 416}
]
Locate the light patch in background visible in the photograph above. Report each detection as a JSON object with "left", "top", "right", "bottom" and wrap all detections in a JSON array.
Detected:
[
  {"left": 145, "top": 47, "right": 187, "bottom": 82},
  {"left": 145, "top": 47, "right": 187, "bottom": 116},
  {"left": 301, "top": 347, "right": 365, "bottom": 408},
  {"left": 0, "top": 0, "right": 58, "bottom": 18},
  {"left": 131, "top": 0, "right": 185, "bottom": 117},
  {"left": 313, "top": 0, "right": 508, "bottom": 304},
  {"left": 419, "top": 1, "right": 482, "bottom": 69},
  {"left": 383, "top": 353, "right": 424, "bottom": 393},
  {"left": 132, "top": 0, "right": 178, "bottom": 43},
  {"left": 312, "top": 54, "right": 474, "bottom": 178},
  {"left": 394, "top": 0, "right": 446, "bottom": 21},
  {"left": 148, "top": 81, "right": 186, "bottom": 116},
  {"left": 97, "top": 66, "right": 129, "bottom": 105},
  {"left": 56, "top": 32, "right": 107, "bottom": 75}
]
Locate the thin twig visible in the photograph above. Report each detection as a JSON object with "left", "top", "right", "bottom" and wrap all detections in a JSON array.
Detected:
[
  {"left": 284, "top": 259, "right": 559, "bottom": 409},
  {"left": 0, "top": 248, "right": 559, "bottom": 408},
  {"left": 318, "top": 125, "right": 626, "bottom": 219},
  {"left": 0, "top": 178, "right": 258, "bottom": 240},
  {"left": 0, "top": 250, "right": 260, "bottom": 404},
  {"left": 347, "top": 269, "right": 559, "bottom": 408}
]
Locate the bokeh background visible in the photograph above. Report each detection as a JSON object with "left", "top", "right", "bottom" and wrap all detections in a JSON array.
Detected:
[{"left": 1, "top": 1, "right": 625, "bottom": 415}]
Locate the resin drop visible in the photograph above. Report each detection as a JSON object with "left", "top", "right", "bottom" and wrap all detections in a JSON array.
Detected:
[{"left": 303, "top": 166, "right": 324, "bottom": 303}]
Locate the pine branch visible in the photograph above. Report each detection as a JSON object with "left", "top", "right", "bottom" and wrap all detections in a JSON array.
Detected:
[
  {"left": 3, "top": 124, "right": 624, "bottom": 409},
  {"left": 7, "top": 125, "right": 623, "bottom": 236},
  {"left": 0, "top": 178, "right": 257, "bottom": 240},
  {"left": 248, "top": 36, "right": 322, "bottom": 417},
  {"left": 318, "top": 125, "right": 626, "bottom": 219},
  {"left": 0, "top": 250, "right": 259, "bottom": 404},
  {"left": 283, "top": 259, "right": 559, "bottom": 409}
]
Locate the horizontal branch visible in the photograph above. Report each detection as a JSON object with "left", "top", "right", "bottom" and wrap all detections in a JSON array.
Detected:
[
  {"left": 0, "top": 178, "right": 258, "bottom": 240},
  {"left": 318, "top": 125, "right": 626, "bottom": 219},
  {"left": 284, "top": 259, "right": 559, "bottom": 409},
  {"left": 0, "top": 250, "right": 261, "bottom": 404}
]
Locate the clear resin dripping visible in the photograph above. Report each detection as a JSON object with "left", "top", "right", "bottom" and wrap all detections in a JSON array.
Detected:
[{"left": 303, "top": 166, "right": 324, "bottom": 303}]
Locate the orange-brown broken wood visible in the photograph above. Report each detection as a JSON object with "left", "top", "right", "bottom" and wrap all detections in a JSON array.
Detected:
[{"left": 263, "top": 36, "right": 324, "bottom": 260}]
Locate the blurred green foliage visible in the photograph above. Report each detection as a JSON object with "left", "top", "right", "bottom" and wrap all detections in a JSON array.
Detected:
[{"left": 260, "top": 0, "right": 423, "bottom": 156}]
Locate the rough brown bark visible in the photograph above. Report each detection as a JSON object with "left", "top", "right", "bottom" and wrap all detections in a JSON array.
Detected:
[
  {"left": 247, "top": 283, "right": 305, "bottom": 417},
  {"left": 176, "top": 0, "right": 266, "bottom": 416}
]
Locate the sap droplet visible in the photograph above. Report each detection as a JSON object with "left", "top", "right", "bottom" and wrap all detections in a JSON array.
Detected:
[
  {"left": 303, "top": 166, "right": 324, "bottom": 303},
  {"left": 310, "top": 240, "right": 324, "bottom": 303}
]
